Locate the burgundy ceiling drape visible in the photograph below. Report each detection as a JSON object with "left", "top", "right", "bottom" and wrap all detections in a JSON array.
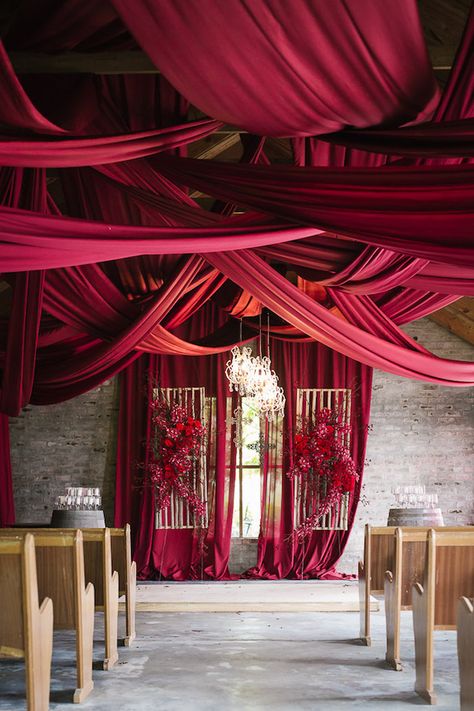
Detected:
[
  {"left": 206, "top": 251, "right": 474, "bottom": 386},
  {"left": 0, "top": 206, "right": 320, "bottom": 271},
  {"left": 0, "top": 169, "right": 47, "bottom": 416},
  {"left": 111, "top": 0, "right": 439, "bottom": 136},
  {"left": 0, "top": 119, "right": 221, "bottom": 167},
  {"left": 155, "top": 157, "right": 474, "bottom": 269}
]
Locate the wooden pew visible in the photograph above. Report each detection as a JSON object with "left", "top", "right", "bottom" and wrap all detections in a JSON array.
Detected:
[
  {"left": 44, "top": 528, "right": 119, "bottom": 670},
  {"left": 0, "top": 529, "right": 95, "bottom": 703},
  {"left": 0, "top": 534, "right": 54, "bottom": 711},
  {"left": 359, "top": 524, "right": 473, "bottom": 646},
  {"left": 109, "top": 524, "right": 136, "bottom": 647},
  {"left": 412, "top": 529, "right": 474, "bottom": 704},
  {"left": 384, "top": 527, "right": 429, "bottom": 670},
  {"left": 69, "top": 524, "right": 136, "bottom": 647},
  {"left": 83, "top": 528, "right": 119, "bottom": 668},
  {"left": 457, "top": 597, "right": 474, "bottom": 711}
]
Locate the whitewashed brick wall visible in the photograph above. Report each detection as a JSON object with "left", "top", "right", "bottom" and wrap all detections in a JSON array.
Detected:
[{"left": 338, "top": 318, "right": 474, "bottom": 574}]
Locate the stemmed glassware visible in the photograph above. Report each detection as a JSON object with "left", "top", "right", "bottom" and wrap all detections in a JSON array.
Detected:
[
  {"left": 55, "top": 487, "right": 102, "bottom": 510},
  {"left": 392, "top": 485, "right": 438, "bottom": 509}
]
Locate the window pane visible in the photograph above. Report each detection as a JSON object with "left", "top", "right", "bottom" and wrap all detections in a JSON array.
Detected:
[
  {"left": 242, "top": 467, "right": 261, "bottom": 538},
  {"left": 231, "top": 468, "right": 241, "bottom": 538}
]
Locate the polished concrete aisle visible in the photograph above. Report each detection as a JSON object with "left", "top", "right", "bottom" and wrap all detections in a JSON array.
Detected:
[{"left": 0, "top": 605, "right": 459, "bottom": 711}]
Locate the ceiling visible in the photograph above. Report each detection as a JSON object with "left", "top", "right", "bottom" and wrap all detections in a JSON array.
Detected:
[{"left": 1, "top": 0, "right": 473, "bottom": 345}]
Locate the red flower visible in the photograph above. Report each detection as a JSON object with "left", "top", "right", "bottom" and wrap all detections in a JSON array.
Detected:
[
  {"left": 176, "top": 423, "right": 185, "bottom": 432},
  {"left": 164, "top": 465, "right": 177, "bottom": 481},
  {"left": 164, "top": 438, "right": 174, "bottom": 448}
]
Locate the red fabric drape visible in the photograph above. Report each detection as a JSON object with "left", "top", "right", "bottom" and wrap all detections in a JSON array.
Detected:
[
  {"left": 0, "top": 119, "right": 221, "bottom": 166},
  {"left": 0, "top": 206, "right": 320, "bottom": 271},
  {"left": 206, "top": 251, "right": 474, "bottom": 386},
  {"left": 112, "top": 0, "right": 439, "bottom": 136},
  {"left": 0, "top": 414, "right": 14, "bottom": 526},
  {"left": 30, "top": 256, "right": 205, "bottom": 405},
  {"left": 115, "top": 307, "right": 237, "bottom": 580},
  {"left": 156, "top": 158, "right": 474, "bottom": 269},
  {"left": 0, "top": 168, "right": 47, "bottom": 415},
  {"left": 318, "top": 118, "right": 474, "bottom": 157},
  {"left": 0, "top": 42, "right": 65, "bottom": 134},
  {"left": 246, "top": 339, "right": 372, "bottom": 579}
]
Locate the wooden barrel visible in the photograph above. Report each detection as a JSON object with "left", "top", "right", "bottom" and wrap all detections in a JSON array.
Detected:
[
  {"left": 387, "top": 507, "right": 444, "bottom": 527},
  {"left": 50, "top": 509, "right": 106, "bottom": 528}
]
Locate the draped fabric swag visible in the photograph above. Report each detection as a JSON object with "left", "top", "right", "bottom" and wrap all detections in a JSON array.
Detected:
[{"left": 0, "top": 1, "right": 472, "bottom": 582}]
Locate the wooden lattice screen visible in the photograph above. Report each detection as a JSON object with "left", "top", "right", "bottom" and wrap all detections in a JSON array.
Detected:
[
  {"left": 153, "top": 387, "right": 208, "bottom": 530},
  {"left": 294, "top": 388, "right": 352, "bottom": 531}
]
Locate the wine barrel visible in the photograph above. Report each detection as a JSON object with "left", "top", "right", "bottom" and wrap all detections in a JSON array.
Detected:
[
  {"left": 50, "top": 509, "right": 106, "bottom": 528},
  {"left": 387, "top": 507, "right": 444, "bottom": 527}
]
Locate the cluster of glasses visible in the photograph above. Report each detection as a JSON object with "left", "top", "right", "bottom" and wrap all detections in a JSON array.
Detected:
[
  {"left": 225, "top": 346, "right": 285, "bottom": 421},
  {"left": 55, "top": 487, "right": 102, "bottom": 510},
  {"left": 392, "top": 485, "right": 438, "bottom": 509}
]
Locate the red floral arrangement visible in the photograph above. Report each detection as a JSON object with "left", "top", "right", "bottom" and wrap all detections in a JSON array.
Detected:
[
  {"left": 144, "top": 398, "right": 207, "bottom": 520},
  {"left": 287, "top": 407, "right": 358, "bottom": 541}
]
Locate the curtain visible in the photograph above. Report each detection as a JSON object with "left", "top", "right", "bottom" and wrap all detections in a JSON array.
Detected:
[
  {"left": 115, "top": 306, "right": 237, "bottom": 580},
  {"left": 245, "top": 339, "right": 372, "bottom": 579}
]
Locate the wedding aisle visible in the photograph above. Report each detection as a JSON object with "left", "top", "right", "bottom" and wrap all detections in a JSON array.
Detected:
[
  {"left": 122, "top": 579, "right": 380, "bottom": 613},
  {"left": 0, "top": 607, "right": 459, "bottom": 710}
]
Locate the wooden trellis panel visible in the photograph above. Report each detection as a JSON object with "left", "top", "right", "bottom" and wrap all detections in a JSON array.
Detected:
[
  {"left": 294, "top": 388, "right": 352, "bottom": 531},
  {"left": 153, "top": 387, "right": 208, "bottom": 530}
]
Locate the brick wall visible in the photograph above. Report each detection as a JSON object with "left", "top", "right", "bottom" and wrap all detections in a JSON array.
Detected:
[
  {"left": 9, "top": 379, "right": 119, "bottom": 526},
  {"left": 8, "top": 318, "right": 473, "bottom": 577},
  {"left": 338, "top": 318, "right": 474, "bottom": 573}
]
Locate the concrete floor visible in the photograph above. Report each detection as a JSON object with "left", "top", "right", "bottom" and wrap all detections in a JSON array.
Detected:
[{"left": 0, "top": 605, "right": 460, "bottom": 711}]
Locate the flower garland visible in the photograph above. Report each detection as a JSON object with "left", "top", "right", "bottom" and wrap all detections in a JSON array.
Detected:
[
  {"left": 144, "top": 398, "right": 207, "bottom": 520},
  {"left": 287, "top": 407, "right": 358, "bottom": 541}
]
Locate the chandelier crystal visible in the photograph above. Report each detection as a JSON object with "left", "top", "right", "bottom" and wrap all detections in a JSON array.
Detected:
[{"left": 225, "top": 347, "right": 285, "bottom": 421}]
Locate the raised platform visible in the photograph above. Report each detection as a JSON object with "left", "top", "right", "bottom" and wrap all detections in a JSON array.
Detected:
[{"left": 120, "top": 580, "right": 379, "bottom": 613}]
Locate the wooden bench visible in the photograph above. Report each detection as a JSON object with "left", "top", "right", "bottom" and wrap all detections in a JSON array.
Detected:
[
  {"left": 359, "top": 524, "right": 472, "bottom": 646},
  {"left": 33, "top": 528, "right": 119, "bottom": 670},
  {"left": 71, "top": 524, "right": 136, "bottom": 647},
  {"left": 412, "top": 529, "right": 474, "bottom": 704},
  {"left": 0, "top": 529, "right": 95, "bottom": 703},
  {"left": 0, "top": 534, "right": 54, "bottom": 711},
  {"left": 109, "top": 524, "right": 136, "bottom": 646},
  {"left": 458, "top": 597, "right": 474, "bottom": 711}
]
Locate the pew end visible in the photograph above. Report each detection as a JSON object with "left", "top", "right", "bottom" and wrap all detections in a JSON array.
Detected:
[
  {"left": 0, "top": 534, "right": 54, "bottom": 711},
  {"left": 384, "top": 569, "right": 402, "bottom": 671},
  {"left": 358, "top": 558, "right": 371, "bottom": 646},
  {"left": 458, "top": 596, "right": 474, "bottom": 711}
]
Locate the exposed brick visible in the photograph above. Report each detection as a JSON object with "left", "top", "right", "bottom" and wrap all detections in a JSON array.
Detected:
[
  {"left": 9, "top": 379, "right": 119, "bottom": 526},
  {"left": 339, "top": 318, "right": 474, "bottom": 573}
]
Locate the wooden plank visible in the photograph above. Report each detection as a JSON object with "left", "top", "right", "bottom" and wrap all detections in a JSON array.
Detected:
[
  {"left": 9, "top": 50, "right": 158, "bottom": 75},
  {"left": 428, "top": 298, "right": 474, "bottom": 346}
]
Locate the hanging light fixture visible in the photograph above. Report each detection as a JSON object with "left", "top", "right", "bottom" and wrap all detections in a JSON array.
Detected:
[
  {"left": 225, "top": 345, "right": 254, "bottom": 395},
  {"left": 225, "top": 314, "right": 285, "bottom": 420}
]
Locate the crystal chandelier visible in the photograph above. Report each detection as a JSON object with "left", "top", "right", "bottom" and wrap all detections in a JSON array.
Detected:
[
  {"left": 225, "top": 316, "right": 285, "bottom": 421},
  {"left": 225, "top": 346, "right": 254, "bottom": 395}
]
